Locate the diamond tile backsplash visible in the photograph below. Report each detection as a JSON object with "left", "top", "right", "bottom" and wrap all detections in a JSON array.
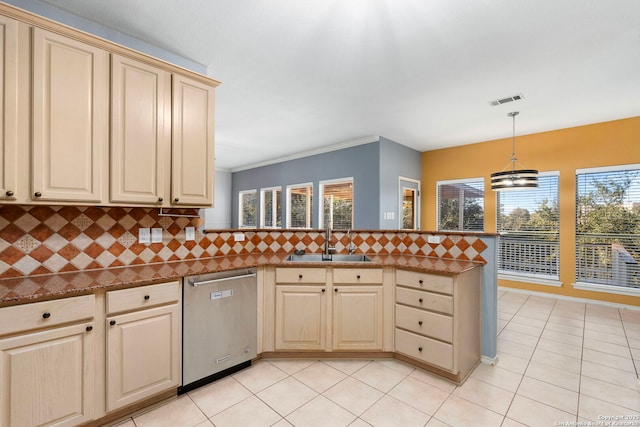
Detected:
[{"left": 0, "top": 205, "right": 487, "bottom": 279}]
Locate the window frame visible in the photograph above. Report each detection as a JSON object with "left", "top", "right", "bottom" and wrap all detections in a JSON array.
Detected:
[
  {"left": 260, "top": 186, "right": 282, "bottom": 228},
  {"left": 286, "top": 182, "right": 313, "bottom": 229},
  {"left": 436, "top": 177, "right": 485, "bottom": 232},
  {"left": 496, "top": 171, "right": 561, "bottom": 285},
  {"left": 238, "top": 189, "right": 257, "bottom": 228},
  {"left": 319, "top": 177, "right": 354, "bottom": 229}
]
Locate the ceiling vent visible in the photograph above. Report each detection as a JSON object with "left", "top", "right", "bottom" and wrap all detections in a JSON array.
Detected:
[{"left": 489, "top": 93, "right": 524, "bottom": 107}]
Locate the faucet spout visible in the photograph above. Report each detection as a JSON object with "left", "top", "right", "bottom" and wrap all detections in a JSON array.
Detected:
[{"left": 324, "top": 224, "right": 334, "bottom": 257}]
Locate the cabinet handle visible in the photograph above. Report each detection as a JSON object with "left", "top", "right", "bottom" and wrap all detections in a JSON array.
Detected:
[
  {"left": 144, "top": 295, "right": 150, "bottom": 300},
  {"left": 356, "top": 275, "right": 361, "bottom": 279},
  {"left": 334, "top": 288, "right": 338, "bottom": 292},
  {"left": 109, "top": 320, "right": 116, "bottom": 326},
  {"left": 418, "top": 320, "right": 423, "bottom": 326},
  {"left": 299, "top": 274, "right": 303, "bottom": 279},
  {"left": 86, "top": 325, "right": 93, "bottom": 332},
  {"left": 34, "top": 191, "right": 42, "bottom": 198},
  {"left": 322, "top": 288, "right": 326, "bottom": 293},
  {"left": 42, "top": 312, "right": 51, "bottom": 319},
  {"left": 5, "top": 190, "right": 13, "bottom": 197},
  {"left": 174, "top": 198, "right": 179, "bottom": 203},
  {"left": 418, "top": 279, "right": 423, "bottom": 285},
  {"left": 418, "top": 346, "right": 423, "bottom": 352},
  {"left": 158, "top": 197, "right": 163, "bottom": 202},
  {"left": 419, "top": 298, "right": 423, "bottom": 303}
]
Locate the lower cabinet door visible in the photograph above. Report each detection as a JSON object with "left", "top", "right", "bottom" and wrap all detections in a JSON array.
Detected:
[
  {"left": 106, "top": 304, "right": 181, "bottom": 411},
  {"left": 0, "top": 323, "right": 95, "bottom": 427},
  {"left": 275, "top": 285, "right": 326, "bottom": 350},
  {"left": 333, "top": 286, "right": 383, "bottom": 350}
]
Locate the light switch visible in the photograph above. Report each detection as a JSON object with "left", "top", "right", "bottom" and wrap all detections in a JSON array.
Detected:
[
  {"left": 138, "top": 228, "right": 151, "bottom": 244},
  {"left": 185, "top": 226, "right": 195, "bottom": 241},
  {"left": 151, "top": 228, "right": 163, "bottom": 243}
]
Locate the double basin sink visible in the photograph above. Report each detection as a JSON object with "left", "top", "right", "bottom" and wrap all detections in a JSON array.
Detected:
[{"left": 285, "top": 253, "right": 372, "bottom": 263}]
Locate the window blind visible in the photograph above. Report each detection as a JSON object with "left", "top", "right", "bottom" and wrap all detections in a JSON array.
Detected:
[
  {"left": 576, "top": 166, "right": 640, "bottom": 288},
  {"left": 497, "top": 174, "right": 560, "bottom": 278}
]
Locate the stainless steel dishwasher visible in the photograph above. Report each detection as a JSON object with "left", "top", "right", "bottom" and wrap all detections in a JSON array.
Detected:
[{"left": 179, "top": 268, "right": 257, "bottom": 394}]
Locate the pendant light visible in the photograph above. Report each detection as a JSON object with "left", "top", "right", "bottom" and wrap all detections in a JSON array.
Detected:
[{"left": 490, "top": 111, "right": 538, "bottom": 191}]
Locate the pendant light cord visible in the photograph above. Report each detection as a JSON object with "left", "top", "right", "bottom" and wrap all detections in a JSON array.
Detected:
[{"left": 509, "top": 111, "right": 519, "bottom": 171}]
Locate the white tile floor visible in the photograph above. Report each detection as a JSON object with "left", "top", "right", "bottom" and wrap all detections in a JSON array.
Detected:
[{"left": 111, "top": 289, "right": 640, "bottom": 427}]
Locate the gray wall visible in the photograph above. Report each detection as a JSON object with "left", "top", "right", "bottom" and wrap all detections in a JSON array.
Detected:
[
  {"left": 379, "top": 137, "right": 422, "bottom": 229},
  {"left": 202, "top": 171, "right": 233, "bottom": 229},
  {"left": 4, "top": 0, "right": 207, "bottom": 74},
  {"left": 232, "top": 142, "right": 381, "bottom": 229},
  {"left": 231, "top": 139, "right": 422, "bottom": 229}
]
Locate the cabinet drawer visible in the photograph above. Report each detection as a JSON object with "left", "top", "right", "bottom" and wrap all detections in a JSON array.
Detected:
[
  {"left": 396, "top": 287, "right": 453, "bottom": 314},
  {"left": 395, "top": 328, "right": 453, "bottom": 371},
  {"left": 0, "top": 294, "right": 95, "bottom": 336},
  {"left": 395, "top": 304, "right": 452, "bottom": 342},
  {"left": 333, "top": 268, "right": 382, "bottom": 284},
  {"left": 107, "top": 281, "right": 180, "bottom": 315},
  {"left": 276, "top": 268, "right": 326, "bottom": 284},
  {"left": 396, "top": 269, "right": 453, "bottom": 295}
]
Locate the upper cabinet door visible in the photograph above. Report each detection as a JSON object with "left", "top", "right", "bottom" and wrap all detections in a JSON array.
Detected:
[
  {"left": 32, "top": 28, "right": 108, "bottom": 203},
  {"left": 111, "top": 55, "right": 169, "bottom": 204},
  {"left": 171, "top": 74, "right": 214, "bottom": 206},
  {"left": 0, "top": 16, "right": 17, "bottom": 201}
]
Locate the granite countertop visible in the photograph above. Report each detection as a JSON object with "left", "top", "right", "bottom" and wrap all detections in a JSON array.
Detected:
[{"left": 0, "top": 253, "right": 482, "bottom": 307}]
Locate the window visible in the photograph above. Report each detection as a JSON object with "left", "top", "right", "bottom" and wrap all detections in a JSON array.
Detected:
[
  {"left": 576, "top": 165, "right": 640, "bottom": 288},
  {"left": 437, "top": 178, "right": 484, "bottom": 231},
  {"left": 287, "top": 183, "right": 313, "bottom": 228},
  {"left": 497, "top": 173, "right": 560, "bottom": 280},
  {"left": 260, "top": 187, "right": 282, "bottom": 228},
  {"left": 320, "top": 178, "right": 353, "bottom": 229},
  {"left": 238, "top": 190, "right": 257, "bottom": 228}
]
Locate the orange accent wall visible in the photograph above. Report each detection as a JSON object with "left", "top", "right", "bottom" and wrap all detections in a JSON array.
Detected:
[{"left": 421, "top": 116, "right": 640, "bottom": 306}]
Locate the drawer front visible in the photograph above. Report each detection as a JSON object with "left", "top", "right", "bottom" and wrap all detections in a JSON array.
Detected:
[
  {"left": 395, "top": 328, "right": 453, "bottom": 371},
  {"left": 107, "top": 281, "right": 180, "bottom": 315},
  {"left": 395, "top": 304, "right": 452, "bottom": 342},
  {"left": 0, "top": 294, "right": 95, "bottom": 336},
  {"left": 276, "top": 267, "right": 326, "bottom": 284},
  {"left": 396, "top": 287, "right": 453, "bottom": 314},
  {"left": 333, "top": 268, "right": 383, "bottom": 284},
  {"left": 396, "top": 269, "right": 453, "bottom": 295}
]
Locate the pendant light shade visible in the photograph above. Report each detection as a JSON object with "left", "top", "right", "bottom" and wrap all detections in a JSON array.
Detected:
[{"left": 491, "top": 111, "right": 538, "bottom": 191}]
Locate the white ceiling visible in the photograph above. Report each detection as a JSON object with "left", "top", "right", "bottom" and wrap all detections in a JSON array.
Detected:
[{"left": 39, "top": 0, "right": 640, "bottom": 170}]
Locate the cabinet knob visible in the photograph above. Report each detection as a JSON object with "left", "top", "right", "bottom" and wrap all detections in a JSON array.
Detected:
[
  {"left": 418, "top": 346, "right": 423, "bottom": 352},
  {"left": 144, "top": 295, "right": 150, "bottom": 300},
  {"left": 418, "top": 279, "right": 423, "bottom": 285},
  {"left": 109, "top": 320, "right": 116, "bottom": 326},
  {"left": 174, "top": 198, "right": 179, "bottom": 203},
  {"left": 299, "top": 274, "right": 303, "bottom": 279},
  {"left": 86, "top": 325, "right": 93, "bottom": 332},
  {"left": 158, "top": 197, "right": 163, "bottom": 202},
  {"left": 42, "top": 312, "right": 51, "bottom": 319},
  {"left": 419, "top": 298, "right": 423, "bottom": 303},
  {"left": 5, "top": 190, "right": 13, "bottom": 197},
  {"left": 34, "top": 191, "right": 42, "bottom": 198},
  {"left": 356, "top": 275, "right": 361, "bottom": 279},
  {"left": 334, "top": 288, "right": 338, "bottom": 292},
  {"left": 322, "top": 289, "right": 326, "bottom": 293},
  {"left": 418, "top": 320, "right": 423, "bottom": 326}
]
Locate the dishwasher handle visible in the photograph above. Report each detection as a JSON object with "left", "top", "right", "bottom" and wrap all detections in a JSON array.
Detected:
[{"left": 190, "top": 272, "right": 257, "bottom": 287}]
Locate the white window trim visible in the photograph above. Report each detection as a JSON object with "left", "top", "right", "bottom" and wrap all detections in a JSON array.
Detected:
[
  {"left": 436, "top": 177, "right": 485, "bottom": 232},
  {"left": 573, "top": 281, "right": 640, "bottom": 298},
  {"left": 399, "top": 176, "right": 421, "bottom": 230},
  {"left": 238, "top": 189, "right": 257, "bottom": 228},
  {"left": 286, "top": 182, "right": 313, "bottom": 229},
  {"left": 575, "top": 163, "right": 640, "bottom": 175},
  {"left": 260, "top": 186, "right": 282, "bottom": 228},
  {"left": 319, "top": 177, "right": 354, "bottom": 229}
]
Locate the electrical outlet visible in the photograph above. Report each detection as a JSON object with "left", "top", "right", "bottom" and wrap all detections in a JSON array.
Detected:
[
  {"left": 185, "top": 226, "right": 195, "bottom": 241},
  {"left": 427, "top": 235, "right": 441, "bottom": 244},
  {"left": 151, "top": 228, "right": 163, "bottom": 243},
  {"left": 234, "top": 233, "right": 245, "bottom": 242},
  {"left": 138, "top": 228, "right": 151, "bottom": 244}
]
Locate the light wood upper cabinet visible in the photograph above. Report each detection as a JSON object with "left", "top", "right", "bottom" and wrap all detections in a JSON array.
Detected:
[
  {"left": 171, "top": 74, "right": 215, "bottom": 206},
  {"left": 0, "top": 15, "right": 17, "bottom": 201},
  {"left": 111, "top": 55, "right": 170, "bottom": 204},
  {"left": 32, "top": 27, "right": 108, "bottom": 203}
]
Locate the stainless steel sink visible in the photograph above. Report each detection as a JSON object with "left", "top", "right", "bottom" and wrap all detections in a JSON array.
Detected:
[{"left": 285, "top": 253, "right": 372, "bottom": 262}]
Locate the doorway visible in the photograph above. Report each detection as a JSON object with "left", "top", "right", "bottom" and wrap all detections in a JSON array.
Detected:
[{"left": 399, "top": 177, "right": 420, "bottom": 230}]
